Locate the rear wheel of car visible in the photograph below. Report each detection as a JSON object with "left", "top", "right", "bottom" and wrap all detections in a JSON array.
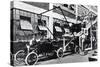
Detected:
[
  {"left": 25, "top": 52, "right": 38, "bottom": 65},
  {"left": 57, "top": 48, "right": 64, "bottom": 58},
  {"left": 15, "top": 50, "right": 26, "bottom": 62}
]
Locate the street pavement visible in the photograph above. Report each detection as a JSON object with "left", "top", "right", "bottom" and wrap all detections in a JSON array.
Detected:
[
  {"left": 14, "top": 50, "right": 97, "bottom": 66},
  {"left": 37, "top": 50, "right": 97, "bottom": 65},
  {"left": 37, "top": 54, "right": 89, "bottom": 65}
]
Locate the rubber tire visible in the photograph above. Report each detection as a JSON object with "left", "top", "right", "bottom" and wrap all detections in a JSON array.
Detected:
[
  {"left": 25, "top": 52, "right": 38, "bottom": 65},
  {"left": 15, "top": 50, "right": 25, "bottom": 62},
  {"left": 57, "top": 48, "right": 64, "bottom": 58}
]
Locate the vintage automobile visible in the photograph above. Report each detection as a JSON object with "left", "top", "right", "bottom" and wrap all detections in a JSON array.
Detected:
[
  {"left": 11, "top": 38, "right": 64, "bottom": 65},
  {"left": 10, "top": 6, "right": 82, "bottom": 65}
]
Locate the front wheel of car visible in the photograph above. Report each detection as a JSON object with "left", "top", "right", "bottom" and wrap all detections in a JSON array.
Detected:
[{"left": 25, "top": 52, "right": 38, "bottom": 65}]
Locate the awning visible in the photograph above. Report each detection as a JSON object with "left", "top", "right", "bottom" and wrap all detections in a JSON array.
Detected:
[
  {"left": 38, "top": 26, "right": 47, "bottom": 30},
  {"left": 62, "top": 34, "right": 73, "bottom": 37},
  {"left": 55, "top": 26, "right": 62, "bottom": 32},
  {"left": 64, "top": 28, "right": 69, "bottom": 32},
  {"left": 20, "top": 20, "right": 33, "bottom": 30}
]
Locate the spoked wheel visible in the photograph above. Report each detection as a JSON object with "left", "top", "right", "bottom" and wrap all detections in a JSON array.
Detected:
[
  {"left": 15, "top": 50, "right": 26, "bottom": 62},
  {"left": 57, "top": 48, "right": 64, "bottom": 58},
  {"left": 25, "top": 52, "right": 38, "bottom": 65}
]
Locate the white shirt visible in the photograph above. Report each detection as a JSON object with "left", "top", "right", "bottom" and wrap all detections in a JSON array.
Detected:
[{"left": 29, "top": 38, "right": 35, "bottom": 45}]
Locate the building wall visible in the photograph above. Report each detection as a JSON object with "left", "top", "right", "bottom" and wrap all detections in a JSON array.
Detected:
[
  {"left": 13, "top": 1, "right": 76, "bottom": 23},
  {"left": 11, "top": 1, "right": 77, "bottom": 40}
]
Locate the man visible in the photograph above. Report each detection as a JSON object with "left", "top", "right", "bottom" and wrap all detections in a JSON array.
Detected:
[{"left": 29, "top": 35, "right": 35, "bottom": 46}]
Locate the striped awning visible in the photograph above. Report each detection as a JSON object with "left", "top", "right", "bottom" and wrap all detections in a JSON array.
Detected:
[
  {"left": 55, "top": 26, "right": 62, "bottom": 32},
  {"left": 38, "top": 26, "right": 47, "bottom": 30},
  {"left": 64, "top": 28, "right": 69, "bottom": 32},
  {"left": 62, "top": 34, "right": 73, "bottom": 37},
  {"left": 20, "top": 20, "right": 33, "bottom": 30}
]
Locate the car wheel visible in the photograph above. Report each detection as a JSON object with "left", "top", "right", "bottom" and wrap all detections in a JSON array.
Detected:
[
  {"left": 15, "top": 50, "right": 26, "bottom": 62},
  {"left": 25, "top": 52, "right": 38, "bottom": 65},
  {"left": 57, "top": 48, "right": 64, "bottom": 58}
]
